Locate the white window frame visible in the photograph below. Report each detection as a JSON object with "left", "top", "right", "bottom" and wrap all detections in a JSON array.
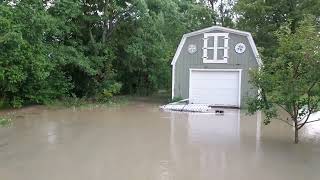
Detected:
[{"left": 202, "top": 33, "right": 229, "bottom": 63}]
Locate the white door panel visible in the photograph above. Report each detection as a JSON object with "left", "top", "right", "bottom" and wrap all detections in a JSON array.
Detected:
[{"left": 189, "top": 70, "right": 240, "bottom": 107}]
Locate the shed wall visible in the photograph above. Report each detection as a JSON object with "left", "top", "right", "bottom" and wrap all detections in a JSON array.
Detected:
[{"left": 174, "top": 30, "right": 259, "bottom": 107}]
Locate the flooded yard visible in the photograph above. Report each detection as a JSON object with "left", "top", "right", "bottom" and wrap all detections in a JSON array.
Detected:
[{"left": 1, "top": 101, "right": 320, "bottom": 180}]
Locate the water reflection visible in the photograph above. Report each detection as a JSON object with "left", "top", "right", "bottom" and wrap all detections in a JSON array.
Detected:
[
  {"left": 187, "top": 110, "right": 241, "bottom": 144},
  {"left": 169, "top": 110, "right": 250, "bottom": 146},
  {"left": 168, "top": 109, "right": 320, "bottom": 180},
  {"left": 169, "top": 110, "right": 259, "bottom": 180},
  {"left": 1, "top": 103, "right": 320, "bottom": 180},
  {"left": 45, "top": 121, "right": 59, "bottom": 146},
  {"left": 301, "top": 111, "right": 320, "bottom": 143}
]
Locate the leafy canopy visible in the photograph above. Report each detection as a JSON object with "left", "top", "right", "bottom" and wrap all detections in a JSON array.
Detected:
[
  {"left": 248, "top": 17, "right": 320, "bottom": 129},
  {"left": 0, "top": 0, "right": 216, "bottom": 107}
]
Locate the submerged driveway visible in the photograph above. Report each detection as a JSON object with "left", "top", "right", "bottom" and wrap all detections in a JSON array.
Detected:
[{"left": 1, "top": 101, "right": 320, "bottom": 180}]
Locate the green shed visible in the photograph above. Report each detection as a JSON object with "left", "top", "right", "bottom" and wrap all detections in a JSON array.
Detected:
[{"left": 171, "top": 26, "right": 262, "bottom": 108}]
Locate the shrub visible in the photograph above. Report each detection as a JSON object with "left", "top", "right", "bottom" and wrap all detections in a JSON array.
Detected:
[
  {"left": 171, "top": 96, "right": 183, "bottom": 102},
  {"left": 0, "top": 117, "right": 12, "bottom": 127},
  {"left": 97, "top": 82, "right": 122, "bottom": 102}
]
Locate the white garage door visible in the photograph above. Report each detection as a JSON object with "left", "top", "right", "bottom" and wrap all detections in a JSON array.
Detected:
[{"left": 189, "top": 69, "right": 241, "bottom": 107}]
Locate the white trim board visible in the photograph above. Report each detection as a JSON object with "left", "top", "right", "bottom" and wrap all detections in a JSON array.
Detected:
[
  {"left": 171, "top": 26, "right": 262, "bottom": 66},
  {"left": 188, "top": 68, "right": 242, "bottom": 108},
  {"left": 171, "top": 65, "right": 175, "bottom": 98}
]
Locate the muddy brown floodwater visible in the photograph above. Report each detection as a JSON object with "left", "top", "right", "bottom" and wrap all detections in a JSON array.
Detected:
[{"left": 1, "top": 101, "right": 320, "bottom": 180}]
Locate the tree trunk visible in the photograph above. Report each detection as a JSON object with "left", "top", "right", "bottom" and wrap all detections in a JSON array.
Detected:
[
  {"left": 102, "top": 26, "right": 107, "bottom": 44},
  {"left": 89, "top": 28, "right": 95, "bottom": 44},
  {"left": 219, "top": 0, "right": 224, "bottom": 26},
  {"left": 291, "top": 109, "right": 299, "bottom": 144},
  {"left": 294, "top": 117, "right": 299, "bottom": 144},
  {"left": 293, "top": 117, "right": 299, "bottom": 144},
  {"left": 294, "top": 127, "right": 299, "bottom": 144},
  {"left": 102, "top": 0, "right": 109, "bottom": 44}
]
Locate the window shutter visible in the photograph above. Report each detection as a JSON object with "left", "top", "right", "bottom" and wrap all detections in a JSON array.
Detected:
[
  {"left": 202, "top": 37, "right": 208, "bottom": 60},
  {"left": 223, "top": 35, "right": 229, "bottom": 61}
]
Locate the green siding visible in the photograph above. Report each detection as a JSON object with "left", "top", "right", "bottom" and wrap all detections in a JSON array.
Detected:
[{"left": 174, "top": 30, "right": 259, "bottom": 107}]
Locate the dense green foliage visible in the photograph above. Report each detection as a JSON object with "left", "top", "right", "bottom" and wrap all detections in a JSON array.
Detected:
[
  {"left": 0, "top": 0, "right": 214, "bottom": 107},
  {"left": 235, "top": 0, "right": 320, "bottom": 57}
]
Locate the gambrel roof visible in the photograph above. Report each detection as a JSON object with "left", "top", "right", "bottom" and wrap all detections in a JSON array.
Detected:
[{"left": 171, "top": 26, "right": 262, "bottom": 66}]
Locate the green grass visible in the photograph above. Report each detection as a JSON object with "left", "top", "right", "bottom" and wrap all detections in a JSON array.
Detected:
[
  {"left": 0, "top": 117, "right": 12, "bottom": 127},
  {"left": 45, "top": 95, "right": 131, "bottom": 110},
  {"left": 170, "top": 96, "right": 183, "bottom": 103},
  {"left": 0, "top": 92, "right": 170, "bottom": 111}
]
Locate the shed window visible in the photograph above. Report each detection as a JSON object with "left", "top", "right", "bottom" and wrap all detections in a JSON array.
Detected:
[{"left": 202, "top": 33, "right": 229, "bottom": 63}]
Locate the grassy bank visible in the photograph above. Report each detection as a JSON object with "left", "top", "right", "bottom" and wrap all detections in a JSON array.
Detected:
[
  {"left": 0, "top": 92, "right": 171, "bottom": 114},
  {"left": 45, "top": 96, "right": 132, "bottom": 109}
]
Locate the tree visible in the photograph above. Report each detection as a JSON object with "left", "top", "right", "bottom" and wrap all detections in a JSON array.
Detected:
[
  {"left": 200, "top": 0, "right": 235, "bottom": 27},
  {"left": 247, "top": 17, "right": 320, "bottom": 143},
  {"left": 113, "top": 0, "right": 214, "bottom": 95},
  {"left": 48, "top": 0, "right": 135, "bottom": 97},
  {"left": 0, "top": 1, "right": 73, "bottom": 107},
  {"left": 235, "top": 0, "right": 320, "bottom": 57}
]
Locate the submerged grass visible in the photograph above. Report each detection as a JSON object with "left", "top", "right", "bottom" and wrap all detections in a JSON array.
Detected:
[
  {"left": 0, "top": 117, "right": 12, "bottom": 127},
  {"left": 0, "top": 92, "right": 170, "bottom": 112},
  {"left": 46, "top": 91, "right": 171, "bottom": 110},
  {"left": 45, "top": 95, "right": 131, "bottom": 110}
]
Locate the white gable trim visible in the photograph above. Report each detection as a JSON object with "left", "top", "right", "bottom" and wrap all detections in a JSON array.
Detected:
[
  {"left": 171, "top": 35, "right": 187, "bottom": 66},
  {"left": 170, "top": 26, "right": 262, "bottom": 66}
]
